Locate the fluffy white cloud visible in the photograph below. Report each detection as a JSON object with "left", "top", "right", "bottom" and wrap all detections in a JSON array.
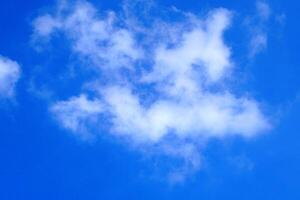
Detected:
[
  {"left": 34, "top": 1, "right": 141, "bottom": 69},
  {"left": 101, "top": 85, "right": 267, "bottom": 143},
  {"left": 0, "top": 56, "right": 20, "bottom": 98},
  {"left": 34, "top": 0, "right": 270, "bottom": 180}
]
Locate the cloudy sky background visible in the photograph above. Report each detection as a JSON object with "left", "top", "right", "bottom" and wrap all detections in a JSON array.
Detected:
[{"left": 1, "top": 0, "right": 300, "bottom": 199}]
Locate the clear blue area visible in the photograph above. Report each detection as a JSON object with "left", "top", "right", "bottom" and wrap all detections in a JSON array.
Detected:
[{"left": 1, "top": 0, "right": 300, "bottom": 199}]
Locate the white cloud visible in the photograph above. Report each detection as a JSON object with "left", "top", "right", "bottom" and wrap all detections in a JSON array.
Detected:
[
  {"left": 248, "top": 1, "right": 272, "bottom": 57},
  {"left": 51, "top": 94, "right": 103, "bottom": 138},
  {"left": 256, "top": 1, "right": 271, "bottom": 21},
  {"left": 0, "top": 56, "right": 21, "bottom": 98},
  {"left": 34, "top": 1, "right": 142, "bottom": 69},
  {"left": 36, "top": 0, "right": 270, "bottom": 180},
  {"left": 101, "top": 85, "right": 268, "bottom": 143},
  {"left": 33, "top": 14, "right": 61, "bottom": 37},
  {"left": 250, "top": 33, "right": 267, "bottom": 57}
]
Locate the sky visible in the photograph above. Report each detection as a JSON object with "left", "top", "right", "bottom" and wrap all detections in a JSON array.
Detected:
[{"left": 0, "top": 0, "right": 300, "bottom": 199}]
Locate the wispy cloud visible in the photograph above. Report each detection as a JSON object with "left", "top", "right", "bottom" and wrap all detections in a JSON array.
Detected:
[
  {"left": 0, "top": 55, "right": 21, "bottom": 98},
  {"left": 256, "top": 1, "right": 271, "bottom": 21},
  {"left": 51, "top": 94, "right": 103, "bottom": 139},
  {"left": 33, "top": 0, "right": 270, "bottom": 181},
  {"left": 248, "top": 1, "right": 272, "bottom": 57}
]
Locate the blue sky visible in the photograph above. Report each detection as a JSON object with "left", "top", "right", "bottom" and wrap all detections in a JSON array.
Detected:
[{"left": 1, "top": 0, "right": 300, "bottom": 199}]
